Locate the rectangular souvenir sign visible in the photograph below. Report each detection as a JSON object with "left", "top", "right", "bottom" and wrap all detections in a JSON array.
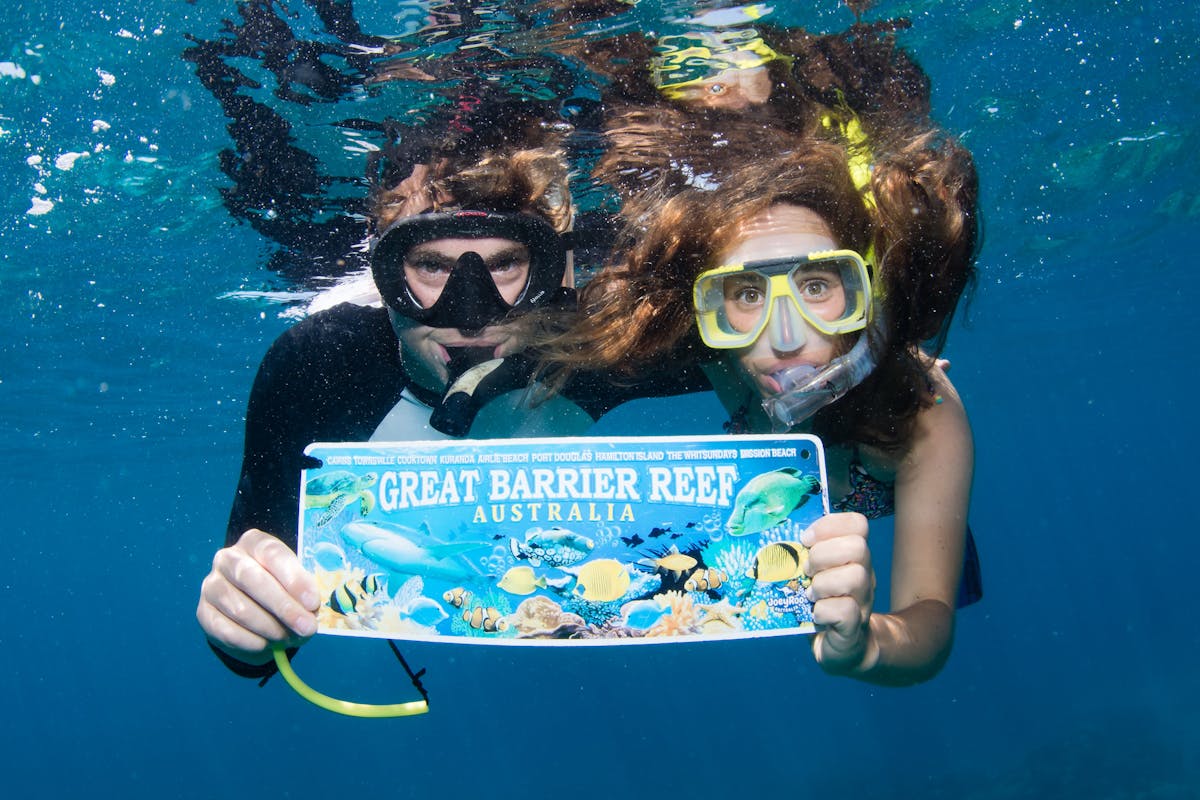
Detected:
[{"left": 298, "top": 435, "right": 827, "bottom": 645}]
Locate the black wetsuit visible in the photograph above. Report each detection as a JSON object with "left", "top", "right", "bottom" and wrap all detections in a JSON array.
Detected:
[{"left": 225, "top": 304, "right": 412, "bottom": 550}]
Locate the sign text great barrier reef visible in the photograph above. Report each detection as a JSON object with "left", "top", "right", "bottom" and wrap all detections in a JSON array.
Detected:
[{"left": 299, "top": 435, "right": 827, "bottom": 644}]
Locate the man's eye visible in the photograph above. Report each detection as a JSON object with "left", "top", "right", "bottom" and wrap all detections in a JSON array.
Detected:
[
  {"left": 407, "top": 259, "right": 451, "bottom": 275},
  {"left": 488, "top": 258, "right": 526, "bottom": 274}
]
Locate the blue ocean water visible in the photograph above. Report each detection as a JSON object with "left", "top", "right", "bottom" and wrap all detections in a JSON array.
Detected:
[{"left": 2, "top": 1, "right": 1197, "bottom": 797}]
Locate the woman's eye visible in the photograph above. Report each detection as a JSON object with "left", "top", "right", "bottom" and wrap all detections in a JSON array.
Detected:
[
  {"left": 733, "top": 286, "right": 764, "bottom": 304},
  {"left": 800, "top": 279, "right": 830, "bottom": 298},
  {"left": 797, "top": 273, "right": 843, "bottom": 301}
]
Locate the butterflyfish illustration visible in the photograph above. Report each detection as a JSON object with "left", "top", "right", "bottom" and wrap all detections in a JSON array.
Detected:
[
  {"left": 497, "top": 566, "right": 549, "bottom": 596},
  {"left": 684, "top": 568, "right": 727, "bottom": 593},
  {"left": 463, "top": 604, "right": 508, "bottom": 633},
  {"left": 509, "top": 526, "right": 595, "bottom": 568},
  {"left": 726, "top": 468, "right": 821, "bottom": 536},
  {"left": 747, "top": 541, "right": 810, "bottom": 583},
  {"left": 568, "top": 559, "right": 632, "bottom": 603},
  {"left": 341, "top": 520, "right": 490, "bottom": 583},
  {"left": 443, "top": 587, "right": 470, "bottom": 608},
  {"left": 637, "top": 544, "right": 698, "bottom": 578}
]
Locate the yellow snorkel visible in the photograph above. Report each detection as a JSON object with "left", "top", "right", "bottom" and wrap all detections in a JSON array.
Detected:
[{"left": 272, "top": 642, "right": 430, "bottom": 718}]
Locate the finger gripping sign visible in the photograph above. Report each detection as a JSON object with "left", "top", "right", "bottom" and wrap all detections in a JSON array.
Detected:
[{"left": 299, "top": 435, "right": 827, "bottom": 644}]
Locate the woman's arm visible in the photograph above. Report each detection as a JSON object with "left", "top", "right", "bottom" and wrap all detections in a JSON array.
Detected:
[{"left": 809, "top": 368, "right": 973, "bottom": 685}]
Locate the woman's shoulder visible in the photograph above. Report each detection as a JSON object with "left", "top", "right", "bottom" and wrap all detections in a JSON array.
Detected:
[
  {"left": 895, "top": 363, "right": 973, "bottom": 484},
  {"left": 844, "top": 362, "right": 971, "bottom": 479}
]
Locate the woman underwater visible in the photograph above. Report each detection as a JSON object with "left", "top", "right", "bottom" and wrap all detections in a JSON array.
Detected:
[{"left": 540, "top": 127, "right": 979, "bottom": 685}]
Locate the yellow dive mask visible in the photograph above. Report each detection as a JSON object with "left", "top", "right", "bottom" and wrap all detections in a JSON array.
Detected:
[{"left": 693, "top": 250, "right": 872, "bottom": 351}]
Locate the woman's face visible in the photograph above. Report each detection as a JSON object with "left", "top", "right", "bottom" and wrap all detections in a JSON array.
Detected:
[{"left": 715, "top": 204, "right": 844, "bottom": 398}]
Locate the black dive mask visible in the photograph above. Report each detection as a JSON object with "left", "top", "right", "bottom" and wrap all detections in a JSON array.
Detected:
[{"left": 371, "top": 210, "right": 568, "bottom": 332}]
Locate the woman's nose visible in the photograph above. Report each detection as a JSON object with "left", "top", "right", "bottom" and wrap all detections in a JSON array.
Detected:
[{"left": 765, "top": 296, "right": 809, "bottom": 352}]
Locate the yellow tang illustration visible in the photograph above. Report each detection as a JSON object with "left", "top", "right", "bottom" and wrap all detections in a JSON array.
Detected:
[{"left": 497, "top": 565, "right": 549, "bottom": 596}]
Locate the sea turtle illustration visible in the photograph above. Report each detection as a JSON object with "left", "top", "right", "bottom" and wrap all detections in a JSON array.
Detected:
[{"left": 304, "top": 471, "right": 378, "bottom": 527}]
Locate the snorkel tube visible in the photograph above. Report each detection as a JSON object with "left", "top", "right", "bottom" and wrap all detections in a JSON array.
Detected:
[
  {"left": 760, "top": 320, "right": 880, "bottom": 431},
  {"left": 272, "top": 644, "right": 429, "bottom": 718}
]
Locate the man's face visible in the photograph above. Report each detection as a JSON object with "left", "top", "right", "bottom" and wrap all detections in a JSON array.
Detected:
[
  {"left": 389, "top": 236, "right": 533, "bottom": 393},
  {"left": 402, "top": 236, "right": 533, "bottom": 309}
]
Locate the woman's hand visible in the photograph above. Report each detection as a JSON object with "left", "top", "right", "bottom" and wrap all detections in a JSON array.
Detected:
[
  {"left": 197, "top": 529, "right": 320, "bottom": 665},
  {"left": 802, "top": 512, "right": 878, "bottom": 675}
]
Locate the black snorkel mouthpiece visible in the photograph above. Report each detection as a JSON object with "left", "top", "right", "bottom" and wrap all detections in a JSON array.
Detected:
[{"left": 429, "top": 353, "right": 540, "bottom": 437}]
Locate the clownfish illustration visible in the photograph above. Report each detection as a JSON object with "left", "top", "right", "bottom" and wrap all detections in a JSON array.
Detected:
[
  {"left": 462, "top": 604, "right": 508, "bottom": 633},
  {"left": 443, "top": 587, "right": 470, "bottom": 608},
  {"left": 684, "top": 568, "right": 727, "bottom": 593}
]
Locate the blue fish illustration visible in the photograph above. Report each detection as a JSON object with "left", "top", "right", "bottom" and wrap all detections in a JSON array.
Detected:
[
  {"left": 397, "top": 596, "right": 449, "bottom": 628},
  {"left": 621, "top": 598, "right": 670, "bottom": 630}
]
